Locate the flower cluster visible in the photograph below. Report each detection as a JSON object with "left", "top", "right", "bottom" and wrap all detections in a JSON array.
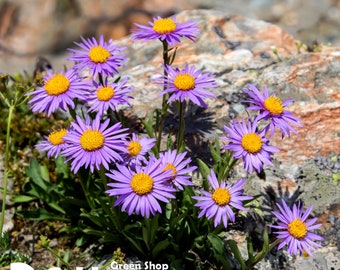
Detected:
[
  {"left": 221, "top": 84, "right": 302, "bottom": 174},
  {"left": 26, "top": 14, "right": 324, "bottom": 261}
]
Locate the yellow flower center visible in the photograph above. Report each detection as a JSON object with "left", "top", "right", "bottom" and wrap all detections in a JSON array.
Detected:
[
  {"left": 163, "top": 163, "right": 177, "bottom": 181},
  {"left": 127, "top": 141, "right": 142, "bottom": 157},
  {"left": 263, "top": 96, "right": 284, "bottom": 115},
  {"left": 96, "top": 86, "right": 115, "bottom": 101},
  {"left": 288, "top": 218, "right": 308, "bottom": 239},
  {"left": 241, "top": 133, "right": 263, "bottom": 153},
  {"left": 48, "top": 129, "right": 67, "bottom": 145},
  {"left": 44, "top": 74, "right": 70, "bottom": 96},
  {"left": 152, "top": 18, "right": 177, "bottom": 34},
  {"left": 212, "top": 187, "right": 231, "bottom": 206},
  {"left": 130, "top": 173, "right": 154, "bottom": 195},
  {"left": 80, "top": 129, "right": 105, "bottom": 151},
  {"left": 88, "top": 46, "right": 111, "bottom": 63},
  {"left": 174, "top": 74, "right": 195, "bottom": 91}
]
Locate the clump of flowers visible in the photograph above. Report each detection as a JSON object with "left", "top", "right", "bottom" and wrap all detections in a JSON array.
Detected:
[{"left": 20, "top": 14, "right": 324, "bottom": 269}]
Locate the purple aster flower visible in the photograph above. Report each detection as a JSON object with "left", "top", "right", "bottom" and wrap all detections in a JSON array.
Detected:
[
  {"left": 131, "top": 16, "right": 199, "bottom": 46},
  {"left": 61, "top": 115, "right": 128, "bottom": 173},
  {"left": 192, "top": 170, "right": 252, "bottom": 228},
  {"left": 159, "top": 149, "right": 196, "bottom": 190},
  {"left": 36, "top": 128, "right": 68, "bottom": 158},
  {"left": 221, "top": 117, "right": 280, "bottom": 174},
  {"left": 156, "top": 64, "right": 217, "bottom": 108},
  {"left": 123, "top": 133, "right": 156, "bottom": 166},
  {"left": 26, "top": 69, "right": 90, "bottom": 116},
  {"left": 87, "top": 77, "right": 133, "bottom": 116},
  {"left": 106, "top": 159, "right": 176, "bottom": 217},
  {"left": 243, "top": 84, "right": 302, "bottom": 138},
  {"left": 270, "top": 199, "right": 324, "bottom": 256},
  {"left": 68, "top": 35, "right": 126, "bottom": 78}
]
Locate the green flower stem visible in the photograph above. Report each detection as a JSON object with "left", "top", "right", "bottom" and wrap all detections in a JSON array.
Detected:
[
  {"left": 0, "top": 104, "right": 15, "bottom": 236},
  {"left": 220, "top": 155, "right": 237, "bottom": 181},
  {"left": 78, "top": 169, "right": 96, "bottom": 210},
  {"left": 155, "top": 40, "right": 170, "bottom": 153},
  {"left": 248, "top": 238, "right": 281, "bottom": 269},
  {"left": 98, "top": 166, "right": 108, "bottom": 190},
  {"left": 176, "top": 100, "right": 185, "bottom": 151}
]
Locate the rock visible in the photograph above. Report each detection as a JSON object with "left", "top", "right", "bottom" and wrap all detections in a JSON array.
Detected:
[{"left": 1, "top": 0, "right": 340, "bottom": 75}]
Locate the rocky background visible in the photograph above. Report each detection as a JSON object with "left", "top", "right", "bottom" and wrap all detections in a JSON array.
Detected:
[
  {"left": 0, "top": 1, "right": 340, "bottom": 270},
  {"left": 0, "top": 0, "right": 340, "bottom": 74}
]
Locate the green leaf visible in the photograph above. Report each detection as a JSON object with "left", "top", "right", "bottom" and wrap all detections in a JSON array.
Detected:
[
  {"left": 142, "top": 227, "right": 150, "bottom": 251},
  {"left": 209, "top": 137, "right": 221, "bottom": 163},
  {"left": 11, "top": 195, "right": 36, "bottom": 203},
  {"left": 152, "top": 239, "right": 170, "bottom": 257},
  {"left": 55, "top": 155, "right": 69, "bottom": 178},
  {"left": 80, "top": 209, "right": 110, "bottom": 228},
  {"left": 26, "top": 158, "right": 48, "bottom": 190},
  {"left": 147, "top": 215, "right": 159, "bottom": 246},
  {"left": 16, "top": 208, "right": 69, "bottom": 221},
  {"left": 197, "top": 158, "right": 211, "bottom": 191},
  {"left": 142, "top": 110, "right": 155, "bottom": 139},
  {"left": 82, "top": 228, "right": 104, "bottom": 237},
  {"left": 123, "top": 232, "right": 146, "bottom": 256},
  {"left": 207, "top": 233, "right": 225, "bottom": 255},
  {"left": 40, "top": 164, "right": 50, "bottom": 182},
  {"left": 214, "top": 254, "right": 232, "bottom": 270},
  {"left": 169, "top": 47, "right": 178, "bottom": 65},
  {"left": 246, "top": 234, "right": 254, "bottom": 265},
  {"left": 227, "top": 239, "right": 246, "bottom": 270}
]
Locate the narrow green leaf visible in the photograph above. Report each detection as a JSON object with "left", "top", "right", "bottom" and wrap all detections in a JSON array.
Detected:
[
  {"left": 227, "top": 239, "right": 246, "bottom": 270},
  {"left": 142, "top": 227, "right": 150, "bottom": 251},
  {"left": 150, "top": 215, "right": 159, "bottom": 245},
  {"left": 214, "top": 254, "right": 232, "bottom": 270},
  {"left": 152, "top": 239, "right": 170, "bottom": 257},
  {"left": 207, "top": 233, "right": 225, "bottom": 255},
  {"left": 11, "top": 195, "right": 36, "bottom": 203},
  {"left": 55, "top": 155, "right": 69, "bottom": 178},
  {"left": 27, "top": 158, "right": 48, "bottom": 189},
  {"left": 16, "top": 208, "right": 69, "bottom": 221},
  {"left": 197, "top": 158, "right": 211, "bottom": 191},
  {"left": 123, "top": 232, "right": 146, "bottom": 256},
  {"left": 39, "top": 164, "right": 50, "bottom": 182},
  {"left": 246, "top": 234, "right": 254, "bottom": 266},
  {"left": 142, "top": 110, "right": 155, "bottom": 138}
]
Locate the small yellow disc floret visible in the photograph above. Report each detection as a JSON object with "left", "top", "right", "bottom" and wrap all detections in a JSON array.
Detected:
[
  {"left": 241, "top": 133, "right": 263, "bottom": 154},
  {"left": 80, "top": 129, "right": 105, "bottom": 151},
  {"left": 131, "top": 173, "right": 154, "bottom": 195},
  {"left": 45, "top": 74, "right": 70, "bottom": 96},
  {"left": 153, "top": 18, "right": 177, "bottom": 34},
  {"left": 212, "top": 187, "right": 231, "bottom": 206},
  {"left": 88, "top": 46, "right": 110, "bottom": 63},
  {"left": 174, "top": 74, "right": 195, "bottom": 91}
]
